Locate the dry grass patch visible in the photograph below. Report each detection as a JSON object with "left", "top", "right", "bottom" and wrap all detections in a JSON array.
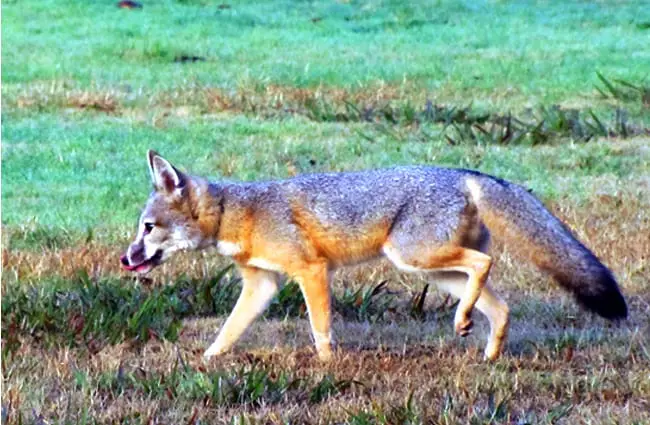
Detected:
[
  {"left": 7, "top": 81, "right": 649, "bottom": 142},
  {"left": 7, "top": 81, "right": 121, "bottom": 113},
  {"left": 3, "top": 80, "right": 425, "bottom": 118}
]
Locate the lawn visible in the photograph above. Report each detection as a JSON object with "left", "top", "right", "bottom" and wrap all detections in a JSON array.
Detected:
[{"left": 2, "top": 0, "right": 649, "bottom": 423}]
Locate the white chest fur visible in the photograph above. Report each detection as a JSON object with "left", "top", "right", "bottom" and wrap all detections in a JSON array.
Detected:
[{"left": 216, "top": 241, "right": 242, "bottom": 257}]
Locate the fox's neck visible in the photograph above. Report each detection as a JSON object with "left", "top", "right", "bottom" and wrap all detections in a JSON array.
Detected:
[
  {"left": 187, "top": 179, "right": 227, "bottom": 244},
  {"left": 208, "top": 181, "right": 260, "bottom": 249}
]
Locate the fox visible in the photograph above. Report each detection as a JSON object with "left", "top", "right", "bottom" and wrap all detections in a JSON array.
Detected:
[{"left": 121, "top": 150, "right": 627, "bottom": 361}]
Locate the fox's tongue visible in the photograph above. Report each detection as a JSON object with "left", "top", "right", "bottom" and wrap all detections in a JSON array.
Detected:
[
  {"left": 134, "top": 263, "right": 153, "bottom": 273},
  {"left": 121, "top": 250, "right": 162, "bottom": 274},
  {"left": 120, "top": 254, "right": 142, "bottom": 272}
]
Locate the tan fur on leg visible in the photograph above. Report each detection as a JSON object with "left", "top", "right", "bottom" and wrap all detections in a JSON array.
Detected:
[
  {"left": 384, "top": 244, "right": 492, "bottom": 337},
  {"left": 204, "top": 267, "right": 279, "bottom": 357},
  {"left": 434, "top": 271, "right": 509, "bottom": 360},
  {"left": 289, "top": 261, "right": 334, "bottom": 361}
]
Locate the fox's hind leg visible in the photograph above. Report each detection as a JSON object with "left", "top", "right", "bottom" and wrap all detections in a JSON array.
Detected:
[
  {"left": 435, "top": 272, "right": 509, "bottom": 360},
  {"left": 204, "top": 267, "right": 279, "bottom": 358},
  {"left": 383, "top": 243, "right": 492, "bottom": 341}
]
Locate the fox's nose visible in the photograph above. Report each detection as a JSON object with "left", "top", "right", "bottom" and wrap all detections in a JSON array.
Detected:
[{"left": 120, "top": 254, "right": 130, "bottom": 266}]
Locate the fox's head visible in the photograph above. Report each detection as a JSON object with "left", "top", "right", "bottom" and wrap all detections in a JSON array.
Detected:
[{"left": 120, "top": 151, "right": 220, "bottom": 274}]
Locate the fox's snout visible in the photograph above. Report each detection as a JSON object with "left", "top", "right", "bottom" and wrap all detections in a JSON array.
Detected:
[
  {"left": 122, "top": 240, "right": 144, "bottom": 264},
  {"left": 120, "top": 250, "right": 139, "bottom": 271},
  {"left": 119, "top": 240, "right": 162, "bottom": 273}
]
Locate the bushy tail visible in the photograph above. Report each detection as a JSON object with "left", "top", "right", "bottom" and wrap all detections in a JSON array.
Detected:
[{"left": 466, "top": 173, "right": 627, "bottom": 320}]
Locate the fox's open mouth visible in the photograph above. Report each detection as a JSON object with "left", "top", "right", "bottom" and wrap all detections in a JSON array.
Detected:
[{"left": 120, "top": 250, "right": 163, "bottom": 274}]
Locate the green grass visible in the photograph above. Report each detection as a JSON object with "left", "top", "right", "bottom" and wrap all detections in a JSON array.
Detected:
[
  {"left": 1, "top": 266, "right": 439, "bottom": 357},
  {"left": 3, "top": 0, "right": 649, "bottom": 101},
  {"left": 3, "top": 0, "right": 649, "bottom": 235},
  {"left": 2, "top": 112, "right": 647, "bottom": 234}
]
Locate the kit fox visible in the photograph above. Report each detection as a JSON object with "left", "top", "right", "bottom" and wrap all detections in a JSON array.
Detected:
[{"left": 121, "top": 151, "right": 627, "bottom": 361}]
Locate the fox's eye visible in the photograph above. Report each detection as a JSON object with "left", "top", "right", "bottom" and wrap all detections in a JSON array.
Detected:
[{"left": 143, "top": 222, "right": 155, "bottom": 235}]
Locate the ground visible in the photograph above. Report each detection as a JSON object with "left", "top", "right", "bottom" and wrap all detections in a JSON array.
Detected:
[{"left": 2, "top": 1, "right": 649, "bottom": 424}]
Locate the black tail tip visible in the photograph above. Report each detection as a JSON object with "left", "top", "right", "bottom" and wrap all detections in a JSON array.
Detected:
[
  {"left": 577, "top": 291, "right": 628, "bottom": 320},
  {"left": 574, "top": 269, "right": 628, "bottom": 320}
]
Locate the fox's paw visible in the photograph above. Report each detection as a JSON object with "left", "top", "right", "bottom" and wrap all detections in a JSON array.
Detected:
[
  {"left": 314, "top": 332, "right": 335, "bottom": 362},
  {"left": 455, "top": 317, "right": 473, "bottom": 337},
  {"left": 317, "top": 346, "right": 334, "bottom": 362},
  {"left": 484, "top": 346, "right": 501, "bottom": 361},
  {"left": 315, "top": 341, "right": 336, "bottom": 363},
  {"left": 203, "top": 343, "right": 226, "bottom": 358}
]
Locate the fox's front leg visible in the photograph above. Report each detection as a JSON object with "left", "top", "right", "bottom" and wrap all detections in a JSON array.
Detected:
[
  {"left": 204, "top": 267, "right": 279, "bottom": 358},
  {"left": 291, "top": 261, "right": 334, "bottom": 362}
]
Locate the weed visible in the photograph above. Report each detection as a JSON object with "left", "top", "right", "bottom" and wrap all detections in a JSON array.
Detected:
[
  {"left": 174, "top": 265, "right": 241, "bottom": 316},
  {"left": 12, "top": 82, "right": 120, "bottom": 113},
  {"left": 0, "top": 268, "right": 242, "bottom": 354},
  {"left": 335, "top": 281, "right": 395, "bottom": 322},
  {"left": 346, "top": 393, "right": 420, "bottom": 425},
  {"left": 309, "top": 375, "right": 359, "bottom": 404},
  {"left": 441, "top": 105, "right": 645, "bottom": 145},
  {"left": 93, "top": 361, "right": 359, "bottom": 409},
  {"left": 409, "top": 284, "right": 429, "bottom": 320},
  {"left": 266, "top": 281, "right": 307, "bottom": 318},
  {"left": 468, "top": 392, "right": 510, "bottom": 425},
  {"left": 96, "top": 363, "right": 298, "bottom": 407},
  {"left": 596, "top": 72, "right": 650, "bottom": 107},
  {"left": 1, "top": 269, "right": 420, "bottom": 354}
]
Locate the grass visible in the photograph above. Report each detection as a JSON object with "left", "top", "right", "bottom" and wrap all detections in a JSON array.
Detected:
[
  {"left": 0, "top": 268, "right": 431, "bottom": 356},
  {"left": 2, "top": 113, "right": 648, "bottom": 234},
  {"left": 2, "top": 0, "right": 650, "bottom": 423},
  {"left": 596, "top": 72, "right": 650, "bottom": 107},
  {"left": 3, "top": 1, "right": 649, "bottom": 103}
]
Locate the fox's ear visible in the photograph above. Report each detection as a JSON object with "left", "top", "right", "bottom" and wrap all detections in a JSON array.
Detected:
[{"left": 147, "top": 150, "right": 185, "bottom": 194}]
